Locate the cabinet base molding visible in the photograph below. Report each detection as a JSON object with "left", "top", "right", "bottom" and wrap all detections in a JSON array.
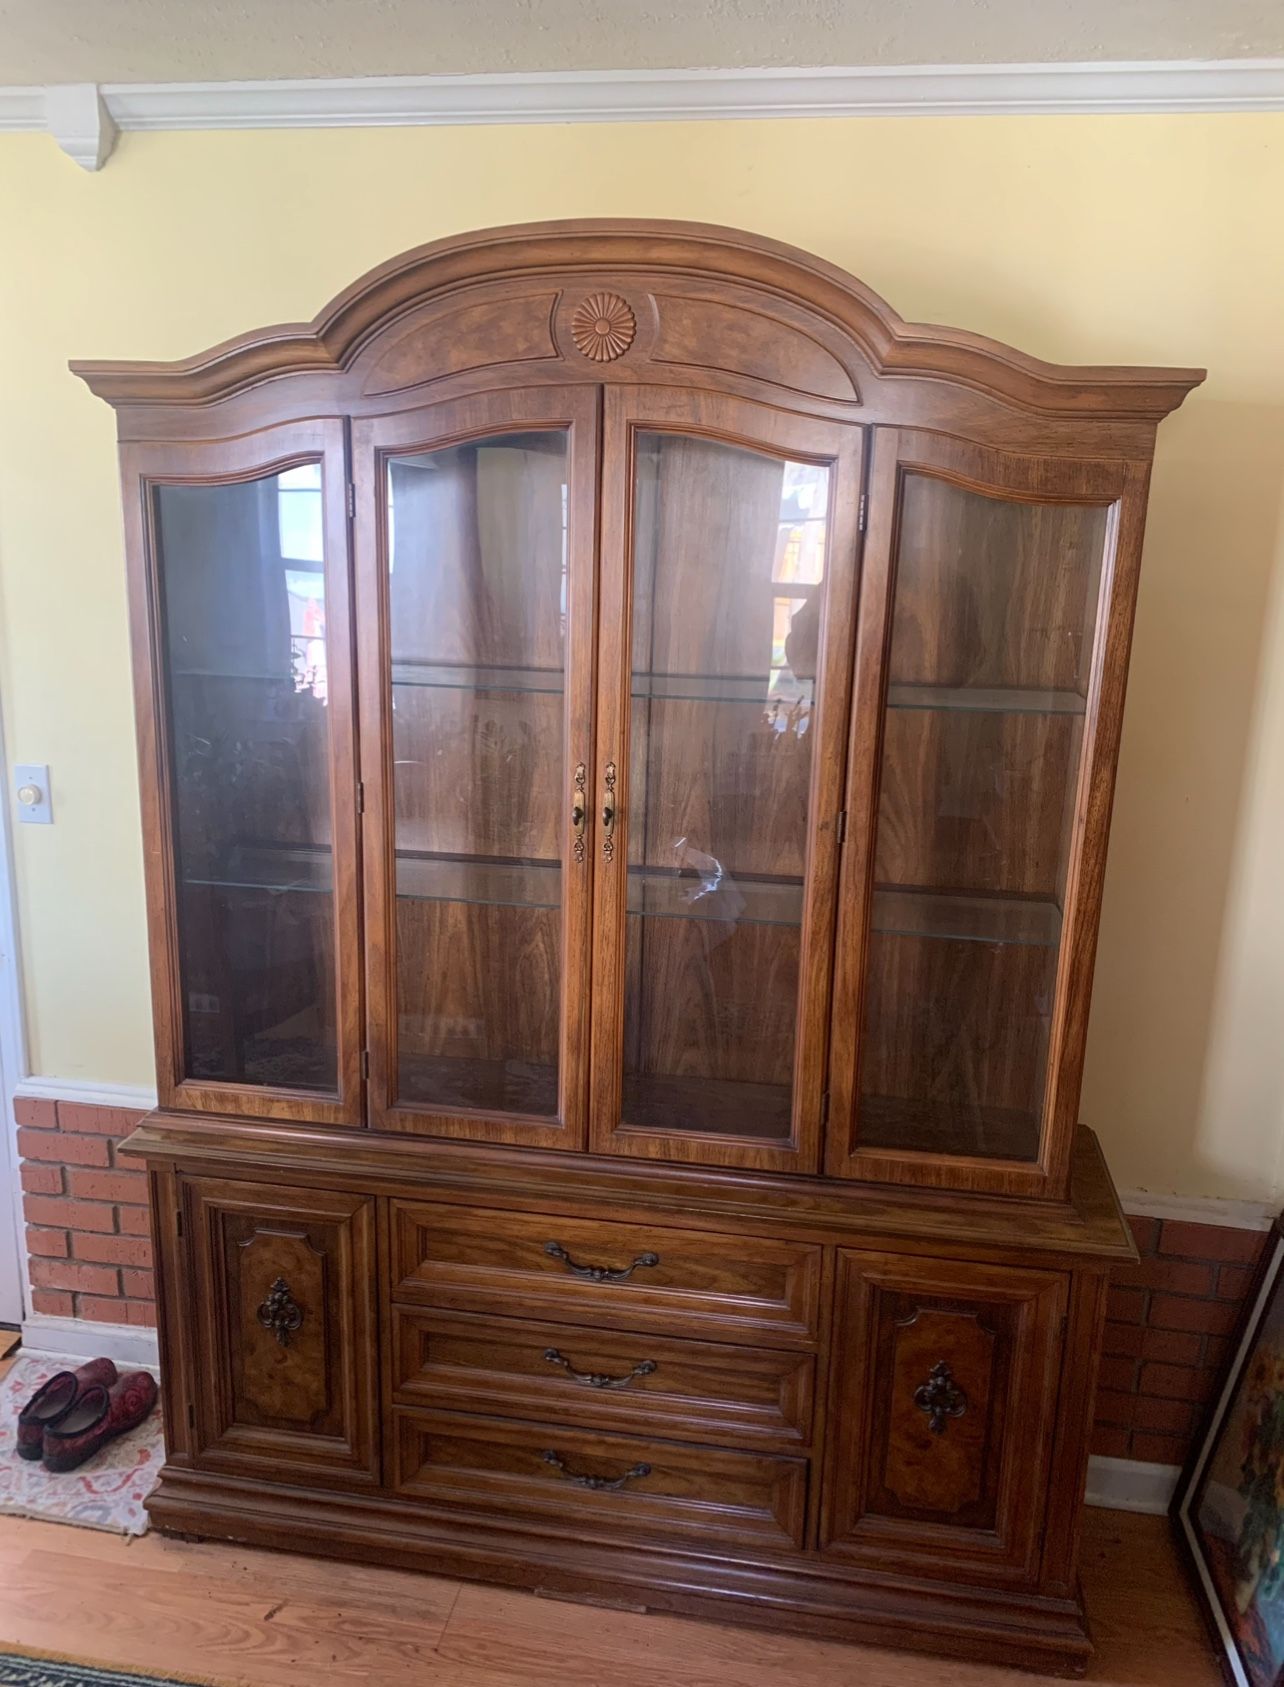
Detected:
[{"left": 145, "top": 1466, "right": 1095, "bottom": 1678}]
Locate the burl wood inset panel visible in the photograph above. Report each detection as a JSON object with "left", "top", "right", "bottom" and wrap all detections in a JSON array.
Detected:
[{"left": 182, "top": 1176, "right": 379, "bottom": 1487}]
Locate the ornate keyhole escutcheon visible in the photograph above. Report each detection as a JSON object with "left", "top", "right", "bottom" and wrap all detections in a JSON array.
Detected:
[
  {"left": 914, "top": 1360, "right": 968, "bottom": 1435},
  {"left": 257, "top": 1276, "right": 304, "bottom": 1347}
]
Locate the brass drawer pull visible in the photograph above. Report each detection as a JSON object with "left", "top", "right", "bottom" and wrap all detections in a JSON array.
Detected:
[
  {"left": 544, "top": 1240, "right": 660, "bottom": 1283},
  {"left": 543, "top": 1348, "right": 658, "bottom": 1390},
  {"left": 541, "top": 1449, "right": 651, "bottom": 1491},
  {"left": 913, "top": 1360, "right": 968, "bottom": 1435}
]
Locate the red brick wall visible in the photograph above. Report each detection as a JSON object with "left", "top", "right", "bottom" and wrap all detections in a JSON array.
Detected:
[
  {"left": 1092, "top": 1213, "right": 1267, "bottom": 1466},
  {"left": 11, "top": 1098, "right": 1268, "bottom": 1463},
  {"left": 16, "top": 1096, "right": 156, "bottom": 1327}
]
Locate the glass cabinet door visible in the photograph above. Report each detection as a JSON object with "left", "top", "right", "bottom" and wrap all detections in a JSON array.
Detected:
[
  {"left": 589, "top": 390, "right": 864, "bottom": 1171},
  {"left": 131, "top": 421, "right": 362, "bottom": 1123},
  {"left": 828, "top": 431, "right": 1124, "bottom": 1191},
  {"left": 355, "top": 390, "right": 597, "bottom": 1145}
]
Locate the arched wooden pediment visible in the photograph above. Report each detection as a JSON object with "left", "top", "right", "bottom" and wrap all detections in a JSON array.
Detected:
[{"left": 72, "top": 219, "right": 1203, "bottom": 443}]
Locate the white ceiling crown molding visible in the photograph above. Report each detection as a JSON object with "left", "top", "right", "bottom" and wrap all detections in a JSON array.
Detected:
[{"left": 1, "top": 60, "right": 1283, "bottom": 169}]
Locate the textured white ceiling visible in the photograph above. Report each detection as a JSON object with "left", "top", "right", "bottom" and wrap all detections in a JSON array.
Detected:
[{"left": 1, "top": 0, "right": 1281, "bottom": 86}]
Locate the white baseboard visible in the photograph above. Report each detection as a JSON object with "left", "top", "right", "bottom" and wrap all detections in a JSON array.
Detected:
[
  {"left": 20, "top": 1311, "right": 160, "bottom": 1369},
  {"left": 1116, "top": 1188, "right": 1274, "bottom": 1230},
  {"left": 1085, "top": 1454, "right": 1180, "bottom": 1514}
]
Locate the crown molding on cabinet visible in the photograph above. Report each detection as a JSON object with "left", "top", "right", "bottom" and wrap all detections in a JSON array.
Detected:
[{"left": 1, "top": 59, "right": 1283, "bottom": 170}]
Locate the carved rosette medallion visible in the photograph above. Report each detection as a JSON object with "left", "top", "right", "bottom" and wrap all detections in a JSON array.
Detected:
[{"left": 571, "top": 293, "right": 636, "bottom": 363}]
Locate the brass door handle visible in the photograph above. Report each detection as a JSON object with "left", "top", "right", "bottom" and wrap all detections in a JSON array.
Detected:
[
  {"left": 601, "top": 761, "right": 617, "bottom": 862},
  {"left": 571, "top": 762, "right": 587, "bottom": 863}
]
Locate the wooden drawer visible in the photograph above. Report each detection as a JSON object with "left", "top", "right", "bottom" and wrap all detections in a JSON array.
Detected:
[
  {"left": 180, "top": 1176, "right": 379, "bottom": 1488},
  {"left": 390, "top": 1202, "right": 822, "bottom": 1347},
  {"left": 393, "top": 1409, "right": 807, "bottom": 1553},
  {"left": 391, "top": 1308, "right": 815, "bottom": 1449},
  {"left": 820, "top": 1251, "right": 1067, "bottom": 1588}
]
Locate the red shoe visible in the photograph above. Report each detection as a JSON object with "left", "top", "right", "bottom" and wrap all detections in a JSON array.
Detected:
[
  {"left": 15, "top": 1358, "right": 118, "bottom": 1460},
  {"left": 41, "top": 1370, "right": 157, "bottom": 1472}
]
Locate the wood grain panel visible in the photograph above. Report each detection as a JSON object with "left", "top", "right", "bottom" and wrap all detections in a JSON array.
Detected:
[
  {"left": 181, "top": 1176, "right": 379, "bottom": 1487},
  {"left": 888, "top": 477, "right": 1107, "bottom": 694},
  {"left": 392, "top": 1410, "right": 808, "bottom": 1553},
  {"left": 363, "top": 290, "right": 560, "bottom": 395},
  {"left": 394, "top": 897, "right": 559, "bottom": 1113},
  {"left": 651, "top": 293, "right": 860, "bottom": 402},
  {"left": 875, "top": 709, "right": 1081, "bottom": 898},
  {"left": 856, "top": 932, "right": 1057, "bottom": 1160},
  {"left": 391, "top": 1308, "right": 815, "bottom": 1449},
  {"left": 389, "top": 1202, "right": 822, "bottom": 1347},
  {"left": 625, "top": 914, "right": 799, "bottom": 1092},
  {"left": 821, "top": 1251, "right": 1066, "bottom": 1587}
]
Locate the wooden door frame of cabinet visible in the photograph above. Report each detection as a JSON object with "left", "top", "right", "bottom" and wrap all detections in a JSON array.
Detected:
[
  {"left": 119, "top": 420, "right": 364, "bottom": 1126},
  {"left": 818, "top": 1250, "right": 1069, "bottom": 1589},
  {"left": 827, "top": 428, "right": 1152, "bottom": 1200},
  {"left": 179, "top": 1173, "right": 380, "bottom": 1486},
  {"left": 588, "top": 385, "right": 866, "bottom": 1175},
  {"left": 352, "top": 384, "right": 600, "bottom": 1149}
]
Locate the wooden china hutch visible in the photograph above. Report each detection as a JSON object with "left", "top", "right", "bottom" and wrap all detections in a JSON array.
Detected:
[{"left": 75, "top": 222, "right": 1201, "bottom": 1674}]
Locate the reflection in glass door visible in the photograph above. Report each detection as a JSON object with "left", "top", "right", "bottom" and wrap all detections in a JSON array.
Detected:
[
  {"left": 155, "top": 462, "right": 340, "bottom": 1096},
  {"left": 591, "top": 398, "right": 864, "bottom": 1170},
  {"left": 848, "top": 466, "right": 1111, "bottom": 1170},
  {"left": 386, "top": 431, "right": 570, "bottom": 1119}
]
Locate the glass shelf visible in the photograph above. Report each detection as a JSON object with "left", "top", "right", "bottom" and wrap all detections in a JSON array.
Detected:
[
  {"left": 185, "top": 847, "right": 1061, "bottom": 949},
  {"left": 871, "top": 888, "right": 1062, "bottom": 948},
  {"left": 184, "top": 844, "right": 333, "bottom": 897},
  {"left": 384, "top": 662, "right": 1085, "bottom": 716},
  {"left": 391, "top": 660, "right": 565, "bottom": 696},
  {"left": 886, "top": 683, "right": 1086, "bottom": 715}
]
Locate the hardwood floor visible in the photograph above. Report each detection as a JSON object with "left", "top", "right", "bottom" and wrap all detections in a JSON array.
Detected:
[{"left": 0, "top": 1505, "right": 1219, "bottom": 1685}]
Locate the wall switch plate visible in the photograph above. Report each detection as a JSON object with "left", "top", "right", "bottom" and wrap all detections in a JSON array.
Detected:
[{"left": 15, "top": 764, "right": 52, "bottom": 824}]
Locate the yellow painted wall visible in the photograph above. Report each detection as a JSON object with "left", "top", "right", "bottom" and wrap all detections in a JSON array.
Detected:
[{"left": 1, "top": 115, "right": 1281, "bottom": 1199}]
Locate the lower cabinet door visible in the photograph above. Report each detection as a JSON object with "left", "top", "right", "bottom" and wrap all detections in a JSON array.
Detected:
[
  {"left": 181, "top": 1176, "right": 379, "bottom": 1487},
  {"left": 821, "top": 1251, "right": 1067, "bottom": 1587}
]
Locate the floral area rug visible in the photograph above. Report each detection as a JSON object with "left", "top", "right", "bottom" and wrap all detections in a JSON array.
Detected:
[
  {"left": 0, "top": 1355, "right": 162, "bottom": 1535},
  {"left": 0, "top": 1655, "right": 211, "bottom": 1686}
]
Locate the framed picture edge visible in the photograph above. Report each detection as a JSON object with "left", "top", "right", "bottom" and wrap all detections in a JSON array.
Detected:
[{"left": 1172, "top": 1214, "right": 1284, "bottom": 1687}]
